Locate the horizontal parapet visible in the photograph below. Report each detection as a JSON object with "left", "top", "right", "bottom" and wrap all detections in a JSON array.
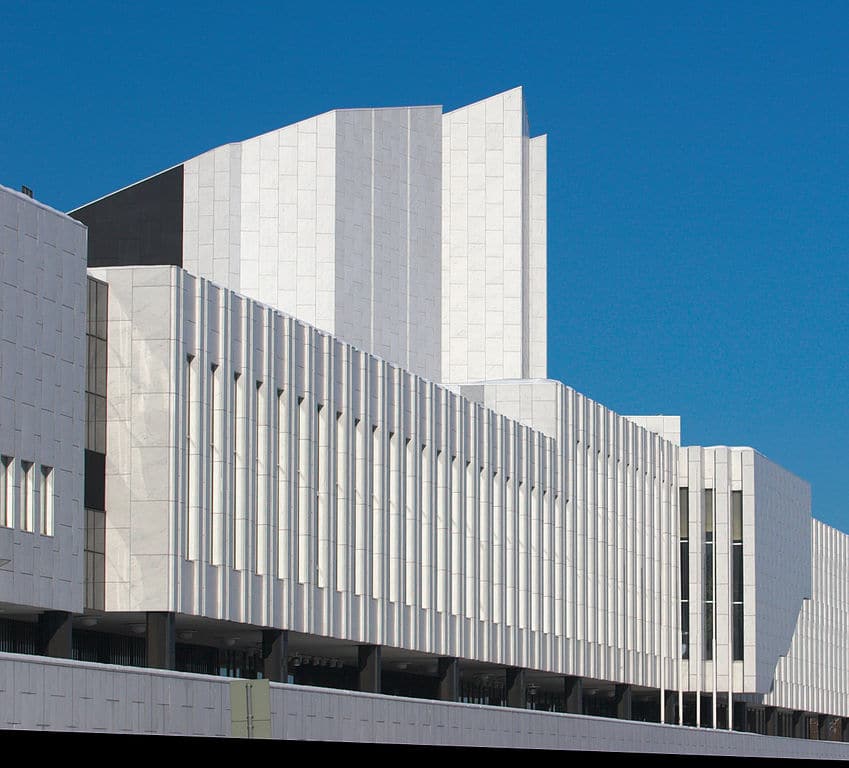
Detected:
[{"left": 624, "top": 415, "right": 681, "bottom": 446}]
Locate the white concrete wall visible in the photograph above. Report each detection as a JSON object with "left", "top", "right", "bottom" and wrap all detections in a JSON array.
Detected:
[
  {"left": 91, "top": 265, "right": 680, "bottom": 691},
  {"left": 527, "top": 135, "right": 547, "bottom": 379},
  {"left": 183, "top": 106, "right": 443, "bottom": 383},
  {"left": 0, "top": 186, "right": 87, "bottom": 613},
  {"left": 87, "top": 266, "right": 178, "bottom": 611},
  {"left": 765, "top": 520, "right": 849, "bottom": 717},
  {"left": 626, "top": 415, "right": 681, "bottom": 446},
  {"left": 0, "top": 652, "right": 231, "bottom": 736},
  {"left": 2, "top": 652, "right": 848, "bottom": 757},
  {"left": 677, "top": 447, "right": 812, "bottom": 710},
  {"left": 461, "top": 378, "right": 681, "bottom": 694},
  {"left": 183, "top": 142, "right": 243, "bottom": 292},
  {"left": 441, "top": 87, "right": 547, "bottom": 383},
  {"left": 753, "top": 451, "right": 812, "bottom": 692}
]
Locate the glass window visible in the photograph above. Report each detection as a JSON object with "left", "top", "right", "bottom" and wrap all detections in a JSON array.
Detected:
[
  {"left": 731, "top": 490, "right": 744, "bottom": 660},
  {"left": 704, "top": 488, "right": 714, "bottom": 661},
  {"left": 679, "top": 486, "right": 689, "bottom": 660},
  {"left": 679, "top": 486, "right": 689, "bottom": 536}
]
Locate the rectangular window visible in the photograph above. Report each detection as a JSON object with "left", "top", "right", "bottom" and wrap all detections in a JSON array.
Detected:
[
  {"left": 21, "top": 461, "right": 34, "bottom": 532},
  {"left": 232, "top": 372, "right": 241, "bottom": 569},
  {"left": 731, "top": 489, "right": 744, "bottom": 660},
  {"left": 185, "top": 355, "right": 195, "bottom": 559},
  {"left": 209, "top": 363, "right": 219, "bottom": 564},
  {"left": 296, "top": 396, "right": 309, "bottom": 583},
  {"left": 276, "top": 388, "right": 286, "bottom": 578},
  {"left": 255, "top": 381, "right": 265, "bottom": 574},
  {"left": 0, "top": 456, "right": 12, "bottom": 527},
  {"left": 679, "top": 486, "right": 689, "bottom": 660},
  {"left": 336, "top": 410, "right": 348, "bottom": 592},
  {"left": 85, "top": 277, "right": 109, "bottom": 455},
  {"left": 704, "top": 488, "right": 714, "bottom": 661},
  {"left": 371, "top": 424, "right": 382, "bottom": 598},
  {"left": 316, "top": 403, "right": 325, "bottom": 587},
  {"left": 40, "top": 466, "right": 53, "bottom": 536}
]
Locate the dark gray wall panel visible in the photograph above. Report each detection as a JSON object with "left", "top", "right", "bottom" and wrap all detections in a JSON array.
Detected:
[{"left": 71, "top": 165, "right": 183, "bottom": 268}]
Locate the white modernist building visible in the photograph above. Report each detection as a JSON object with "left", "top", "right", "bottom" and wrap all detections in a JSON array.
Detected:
[{"left": 1, "top": 87, "right": 848, "bottom": 746}]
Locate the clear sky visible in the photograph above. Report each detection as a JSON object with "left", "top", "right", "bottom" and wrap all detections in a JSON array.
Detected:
[{"left": 2, "top": 2, "right": 847, "bottom": 531}]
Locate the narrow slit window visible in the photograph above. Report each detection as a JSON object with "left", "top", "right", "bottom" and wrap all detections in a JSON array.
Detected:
[
  {"left": 21, "top": 461, "right": 34, "bottom": 532},
  {"left": 255, "top": 380, "right": 265, "bottom": 574},
  {"left": 679, "top": 486, "right": 689, "bottom": 660},
  {"left": 0, "top": 456, "right": 12, "bottom": 527},
  {"left": 732, "top": 489, "right": 744, "bottom": 661},
  {"left": 276, "top": 388, "right": 286, "bottom": 578},
  {"left": 232, "top": 372, "right": 242, "bottom": 569},
  {"left": 185, "top": 354, "right": 195, "bottom": 559},
  {"left": 209, "top": 363, "right": 219, "bottom": 564},
  {"left": 703, "top": 488, "right": 714, "bottom": 661},
  {"left": 40, "top": 466, "right": 54, "bottom": 536}
]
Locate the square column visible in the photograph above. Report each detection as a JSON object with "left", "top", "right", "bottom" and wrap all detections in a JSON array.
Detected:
[
  {"left": 765, "top": 706, "right": 777, "bottom": 736},
  {"left": 262, "top": 629, "right": 289, "bottom": 683},
  {"left": 358, "top": 644, "right": 381, "bottom": 693},
  {"left": 38, "top": 611, "right": 73, "bottom": 659},
  {"left": 732, "top": 701, "right": 748, "bottom": 732},
  {"left": 506, "top": 668, "right": 526, "bottom": 709},
  {"left": 663, "top": 690, "right": 677, "bottom": 724},
  {"left": 146, "top": 611, "right": 175, "bottom": 670},
  {"left": 437, "top": 657, "right": 459, "bottom": 702},
  {"left": 792, "top": 710, "right": 806, "bottom": 739},
  {"left": 564, "top": 676, "right": 583, "bottom": 715},
  {"left": 614, "top": 684, "right": 632, "bottom": 721}
]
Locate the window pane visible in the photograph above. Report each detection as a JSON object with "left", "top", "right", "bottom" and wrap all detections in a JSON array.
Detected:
[
  {"left": 733, "top": 603, "right": 744, "bottom": 660},
  {"left": 732, "top": 490, "right": 743, "bottom": 541},
  {"left": 87, "top": 279, "right": 96, "bottom": 337},
  {"left": 704, "top": 544, "right": 713, "bottom": 602},
  {"left": 94, "top": 395, "right": 107, "bottom": 453},
  {"left": 733, "top": 543, "right": 744, "bottom": 603},
  {"left": 704, "top": 602, "right": 714, "bottom": 660},
  {"left": 679, "top": 487, "right": 689, "bottom": 537},
  {"left": 87, "top": 337, "right": 96, "bottom": 393},
  {"left": 95, "top": 337, "right": 107, "bottom": 395},
  {"left": 96, "top": 281, "right": 109, "bottom": 340}
]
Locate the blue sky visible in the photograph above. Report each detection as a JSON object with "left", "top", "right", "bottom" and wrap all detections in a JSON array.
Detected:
[{"left": 2, "top": 2, "right": 847, "bottom": 531}]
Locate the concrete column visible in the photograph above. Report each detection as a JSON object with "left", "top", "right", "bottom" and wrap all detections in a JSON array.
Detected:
[
  {"left": 564, "top": 676, "right": 583, "bottom": 715},
  {"left": 792, "top": 710, "right": 806, "bottom": 739},
  {"left": 261, "top": 629, "right": 288, "bottom": 682},
  {"left": 358, "top": 644, "right": 381, "bottom": 693},
  {"left": 437, "top": 657, "right": 460, "bottom": 702},
  {"left": 505, "top": 667, "right": 526, "bottom": 709},
  {"left": 614, "top": 684, "right": 632, "bottom": 721},
  {"left": 663, "top": 690, "right": 677, "bottom": 724},
  {"left": 146, "top": 611, "right": 176, "bottom": 670},
  {"left": 784, "top": 709, "right": 798, "bottom": 738},
  {"left": 765, "top": 706, "right": 777, "bottom": 736},
  {"left": 732, "top": 701, "right": 748, "bottom": 732},
  {"left": 38, "top": 611, "right": 73, "bottom": 658}
]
